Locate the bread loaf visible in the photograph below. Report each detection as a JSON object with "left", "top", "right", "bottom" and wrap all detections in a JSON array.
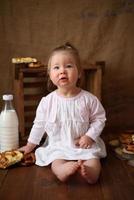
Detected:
[{"left": 0, "top": 150, "right": 23, "bottom": 169}]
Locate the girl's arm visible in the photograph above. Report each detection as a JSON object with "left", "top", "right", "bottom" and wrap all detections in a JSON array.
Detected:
[
  {"left": 19, "top": 97, "right": 47, "bottom": 153},
  {"left": 85, "top": 97, "right": 106, "bottom": 142},
  {"left": 19, "top": 142, "right": 37, "bottom": 154},
  {"left": 75, "top": 135, "right": 94, "bottom": 149}
]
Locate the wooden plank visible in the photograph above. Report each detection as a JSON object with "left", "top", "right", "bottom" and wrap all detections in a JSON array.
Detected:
[
  {"left": 0, "top": 166, "right": 68, "bottom": 200},
  {"left": 20, "top": 67, "right": 47, "bottom": 73},
  {"left": 24, "top": 94, "right": 43, "bottom": 101},
  {"left": 67, "top": 175, "right": 103, "bottom": 200},
  {"left": 24, "top": 115, "right": 35, "bottom": 123},
  {"left": 100, "top": 150, "right": 134, "bottom": 200},
  {"left": 84, "top": 68, "right": 102, "bottom": 100},
  {"left": 14, "top": 74, "right": 25, "bottom": 138},
  {"left": 24, "top": 82, "right": 46, "bottom": 88},
  {"left": 0, "top": 170, "right": 8, "bottom": 188},
  {"left": 24, "top": 105, "right": 37, "bottom": 112},
  {"left": 1, "top": 131, "right": 134, "bottom": 200}
]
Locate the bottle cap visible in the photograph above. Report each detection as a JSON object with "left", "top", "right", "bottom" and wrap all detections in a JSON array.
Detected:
[{"left": 3, "top": 94, "right": 13, "bottom": 100}]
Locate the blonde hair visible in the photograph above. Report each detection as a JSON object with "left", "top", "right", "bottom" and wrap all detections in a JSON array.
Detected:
[{"left": 47, "top": 42, "right": 82, "bottom": 91}]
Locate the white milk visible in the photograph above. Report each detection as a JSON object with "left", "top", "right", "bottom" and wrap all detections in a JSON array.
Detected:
[{"left": 0, "top": 110, "right": 19, "bottom": 152}]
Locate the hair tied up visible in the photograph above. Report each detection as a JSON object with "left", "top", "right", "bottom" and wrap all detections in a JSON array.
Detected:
[{"left": 65, "top": 42, "right": 75, "bottom": 50}]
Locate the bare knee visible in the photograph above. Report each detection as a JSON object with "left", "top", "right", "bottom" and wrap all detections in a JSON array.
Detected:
[
  {"left": 87, "top": 175, "right": 100, "bottom": 184},
  {"left": 83, "top": 158, "right": 101, "bottom": 184},
  {"left": 51, "top": 159, "right": 65, "bottom": 173},
  {"left": 51, "top": 160, "right": 64, "bottom": 181}
]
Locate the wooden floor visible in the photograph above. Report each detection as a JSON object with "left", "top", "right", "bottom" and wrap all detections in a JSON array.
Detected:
[{"left": 0, "top": 131, "right": 134, "bottom": 200}]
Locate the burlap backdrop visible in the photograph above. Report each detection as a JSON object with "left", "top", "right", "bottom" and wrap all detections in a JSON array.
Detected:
[{"left": 0, "top": 0, "right": 134, "bottom": 129}]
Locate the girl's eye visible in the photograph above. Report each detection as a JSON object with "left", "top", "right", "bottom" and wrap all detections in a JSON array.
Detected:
[
  {"left": 53, "top": 66, "right": 59, "bottom": 70},
  {"left": 66, "top": 64, "right": 73, "bottom": 68}
]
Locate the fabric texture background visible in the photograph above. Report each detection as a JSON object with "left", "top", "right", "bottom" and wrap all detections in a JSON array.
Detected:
[{"left": 0, "top": 0, "right": 134, "bottom": 129}]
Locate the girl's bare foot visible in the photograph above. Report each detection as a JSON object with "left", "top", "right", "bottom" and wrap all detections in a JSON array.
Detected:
[
  {"left": 52, "top": 161, "right": 80, "bottom": 182},
  {"left": 78, "top": 160, "right": 90, "bottom": 183},
  {"left": 78, "top": 159, "right": 100, "bottom": 184}
]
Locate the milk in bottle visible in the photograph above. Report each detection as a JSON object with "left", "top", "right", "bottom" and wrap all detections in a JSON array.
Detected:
[{"left": 0, "top": 94, "right": 19, "bottom": 152}]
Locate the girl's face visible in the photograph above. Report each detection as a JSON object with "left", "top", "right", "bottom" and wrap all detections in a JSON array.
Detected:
[{"left": 49, "top": 51, "right": 79, "bottom": 89}]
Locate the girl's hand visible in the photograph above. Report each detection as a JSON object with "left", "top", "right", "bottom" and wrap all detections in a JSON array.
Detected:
[
  {"left": 75, "top": 135, "right": 94, "bottom": 149},
  {"left": 18, "top": 142, "right": 37, "bottom": 154}
]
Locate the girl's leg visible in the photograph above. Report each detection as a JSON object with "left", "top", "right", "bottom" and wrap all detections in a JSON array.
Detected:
[
  {"left": 78, "top": 158, "right": 101, "bottom": 184},
  {"left": 51, "top": 159, "right": 79, "bottom": 182}
]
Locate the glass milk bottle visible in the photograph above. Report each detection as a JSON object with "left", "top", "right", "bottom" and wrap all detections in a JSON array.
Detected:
[{"left": 0, "top": 94, "right": 19, "bottom": 152}]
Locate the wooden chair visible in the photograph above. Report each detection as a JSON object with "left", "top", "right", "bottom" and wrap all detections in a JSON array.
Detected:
[{"left": 13, "top": 62, "right": 105, "bottom": 140}]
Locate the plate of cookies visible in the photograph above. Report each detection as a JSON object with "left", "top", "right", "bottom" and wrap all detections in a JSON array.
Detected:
[{"left": 109, "top": 130, "right": 134, "bottom": 166}]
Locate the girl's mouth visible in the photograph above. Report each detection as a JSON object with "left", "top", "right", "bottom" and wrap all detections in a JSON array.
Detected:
[
  {"left": 60, "top": 77, "right": 67, "bottom": 80},
  {"left": 59, "top": 77, "right": 68, "bottom": 83},
  {"left": 59, "top": 77, "right": 68, "bottom": 80}
]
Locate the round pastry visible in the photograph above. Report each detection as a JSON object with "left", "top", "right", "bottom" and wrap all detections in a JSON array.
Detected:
[
  {"left": 0, "top": 150, "right": 23, "bottom": 169},
  {"left": 119, "top": 133, "right": 133, "bottom": 144},
  {"left": 20, "top": 152, "right": 36, "bottom": 166},
  {"left": 28, "top": 61, "right": 42, "bottom": 68},
  {"left": 122, "top": 144, "right": 134, "bottom": 155},
  {"left": 109, "top": 139, "right": 120, "bottom": 147}
]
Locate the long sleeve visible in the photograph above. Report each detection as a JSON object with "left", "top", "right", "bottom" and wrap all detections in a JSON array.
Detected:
[
  {"left": 28, "top": 98, "right": 47, "bottom": 145},
  {"left": 85, "top": 97, "right": 106, "bottom": 141}
]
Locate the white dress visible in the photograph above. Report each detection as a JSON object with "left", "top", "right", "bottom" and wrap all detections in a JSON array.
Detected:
[{"left": 28, "top": 90, "right": 107, "bottom": 166}]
